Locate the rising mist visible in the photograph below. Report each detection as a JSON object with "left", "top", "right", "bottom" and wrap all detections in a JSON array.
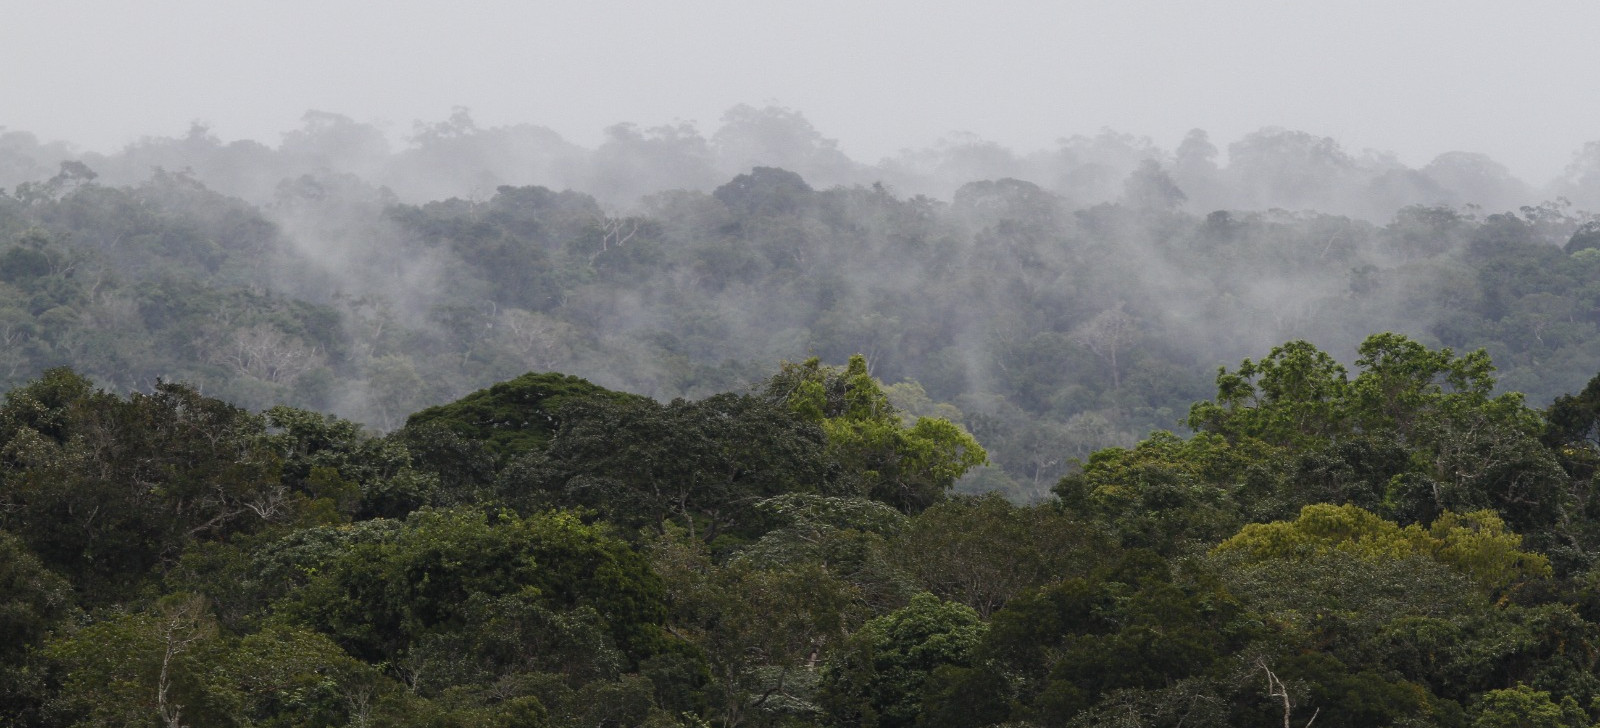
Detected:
[{"left": 2, "top": 105, "right": 1599, "bottom": 499}]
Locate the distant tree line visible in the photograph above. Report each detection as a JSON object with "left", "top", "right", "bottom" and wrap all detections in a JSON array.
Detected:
[{"left": 1, "top": 150, "right": 1599, "bottom": 497}]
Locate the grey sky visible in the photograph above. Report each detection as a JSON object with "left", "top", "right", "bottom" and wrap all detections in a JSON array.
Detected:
[{"left": 5, "top": 0, "right": 1598, "bottom": 183}]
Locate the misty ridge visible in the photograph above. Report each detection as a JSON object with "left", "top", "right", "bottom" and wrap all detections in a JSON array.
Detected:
[
  {"left": 14, "top": 104, "right": 1600, "bottom": 214},
  {"left": 3, "top": 103, "right": 1600, "bottom": 500}
]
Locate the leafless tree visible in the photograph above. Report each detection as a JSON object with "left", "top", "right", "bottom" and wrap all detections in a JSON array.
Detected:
[
  {"left": 211, "top": 324, "right": 324, "bottom": 383},
  {"left": 590, "top": 215, "right": 643, "bottom": 263},
  {"left": 496, "top": 308, "right": 577, "bottom": 369},
  {"left": 156, "top": 595, "right": 215, "bottom": 728},
  {"left": 1260, "top": 658, "right": 1318, "bottom": 728},
  {"left": 1072, "top": 304, "right": 1140, "bottom": 389}
]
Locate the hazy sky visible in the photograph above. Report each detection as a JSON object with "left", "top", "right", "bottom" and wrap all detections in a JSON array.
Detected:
[{"left": 5, "top": 0, "right": 1598, "bottom": 182}]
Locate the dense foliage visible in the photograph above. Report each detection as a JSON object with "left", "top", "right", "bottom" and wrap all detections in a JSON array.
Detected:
[
  {"left": 4, "top": 335, "right": 1600, "bottom": 727},
  {"left": 8, "top": 114, "right": 1600, "bottom": 725},
  {"left": 4, "top": 112, "right": 1600, "bottom": 501}
]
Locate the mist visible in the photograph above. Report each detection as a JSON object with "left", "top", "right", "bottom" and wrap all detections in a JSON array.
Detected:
[
  {"left": 3, "top": 101, "right": 1600, "bottom": 499},
  {"left": 17, "top": 9, "right": 1600, "bottom": 728}
]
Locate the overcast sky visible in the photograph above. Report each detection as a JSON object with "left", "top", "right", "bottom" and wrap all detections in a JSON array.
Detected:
[{"left": 5, "top": 0, "right": 1598, "bottom": 183}]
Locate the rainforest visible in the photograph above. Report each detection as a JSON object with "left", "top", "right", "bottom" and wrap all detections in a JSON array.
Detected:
[{"left": 4, "top": 110, "right": 1600, "bottom": 727}]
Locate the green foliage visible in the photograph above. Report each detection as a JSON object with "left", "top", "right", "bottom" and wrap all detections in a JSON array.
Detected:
[
  {"left": 1214, "top": 504, "right": 1551, "bottom": 593},
  {"left": 1177, "top": 334, "right": 1585, "bottom": 567},
  {"left": 220, "top": 625, "right": 382, "bottom": 728},
  {"left": 0, "top": 530, "right": 73, "bottom": 661},
  {"left": 754, "top": 492, "right": 909, "bottom": 538},
  {"left": 738, "top": 494, "right": 916, "bottom": 614},
  {"left": 0, "top": 529, "right": 75, "bottom": 723},
  {"left": 0, "top": 369, "right": 289, "bottom": 602},
  {"left": 7, "top": 312, "right": 1600, "bottom": 726},
  {"left": 279, "top": 507, "right": 668, "bottom": 674},
  {"left": 1472, "top": 684, "right": 1588, "bottom": 728},
  {"left": 1254, "top": 653, "right": 1437, "bottom": 728},
  {"left": 963, "top": 552, "right": 1251, "bottom": 727},
  {"left": 1208, "top": 505, "right": 1600, "bottom": 725},
  {"left": 767, "top": 355, "right": 986, "bottom": 513},
  {"left": 1189, "top": 333, "right": 1526, "bottom": 451},
  {"left": 45, "top": 598, "right": 396, "bottom": 728},
  {"left": 0, "top": 150, "right": 1595, "bottom": 506},
  {"left": 891, "top": 493, "right": 1107, "bottom": 617},
  {"left": 404, "top": 371, "right": 631, "bottom": 462},
  {"left": 818, "top": 593, "right": 987, "bottom": 728},
  {"left": 1544, "top": 368, "right": 1600, "bottom": 472},
  {"left": 1054, "top": 430, "right": 1260, "bottom": 552},
  {"left": 650, "top": 528, "right": 861, "bottom": 727},
  {"left": 44, "top": 594, "right": 232, "bottom": 728},
  {"left": 18, "top": 123, "right": 1600, "bottom": 727},
  {"left": 522, "top": 392, "right": 836, "bottom": 544},
  {"left": 263, "top": 405, "right": 436, "bottom": 520},
  {"left": 1187, "top": 339, "right": 1352, "bottom": 448}
]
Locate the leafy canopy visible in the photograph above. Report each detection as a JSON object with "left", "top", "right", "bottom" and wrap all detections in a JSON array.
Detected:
[
  {"left": 766, "top": 355, "right": 986, "bottom": 513},
  {"left": 1213, "top": 503, "right": 1551, "bottom": 593}
]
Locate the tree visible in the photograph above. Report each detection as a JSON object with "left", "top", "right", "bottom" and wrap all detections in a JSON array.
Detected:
[
  {"left": 210, "top": 323, "right": 323, "bottom": 384},
  {"left": 1183, "top": 334, "right": 1570, "bottom": 543},
  {"left": 1422, "top": 151, "right": 1530, "bottom": 212},
  {"left": 0, "top": 529, "right": 74, "bottom": 723},
  {"left": 1554, "top": 140, "right": 1600, "bottom": 211},
  {"left": 1471, "top": 684, "right": 1587, "bottom": 728},
  {"left": 12, "top": 160, "right": 98, "bottom": 205},
  {"left": 966, "top": 552, "right": 1251, "bottom": 727},
  {"left": 1544, "top": 369, "right": 1600, "bottom": 453},
  {"left": 890, "top": 494, "right": 1105, "bottom": 618},
  {"left": 817, "top": 593, "right": 986, "bottom": 728},
  {"left": 1213, "top": 503, "right": 1551, "bottom": 595},
  {"left": 261, "top": 405, "right": 429, "bottom": 521},
  {"left": 278, "top": 110, "right": 390, "bottom": 176},
  {"left": 225, "top": 625, "right": 394, "bottom": 728},
  {"left": 590, "top": 122, "right": 719, "bottom": 207},
  {"left": 278, "top": 508, "right": 669, "bottom": 676},
  {"left": 363, "top": 354, "right": 438, "bottom": 433},
  {"left": 403, "top": 370, "right": 632, "bottom": 463},
  {"left": 1345, "top": 332, "right": 1505, "bottom": 440},
  {"left": 1226, "top": 127, "right": 1360, "bottom": 211},
  {"left": 650, "top": 529, "right": 861, "bottom": 728},
  {"left": 1054, "top": 431, "right": 1256, "bottom": 553},
  {"left": 1186, "top": 339, "right": 1351, "bottom": 448},
  {"left": 526, "top": 392, "right": 833, "bottom": 543},
  {"left": 1565, "top": 221, "right": 1600, "bottom": 254},
  {"left": 712, "top": 105, "right": 858, "bottom": 188},
  {"left": 0, "top": 370, "right": 289, "bottom": 602},
  {"left": 765, "top": 356, "right": 986, "bottom": 513},
  {"left": 737, "top": 493, "right": 913, "bottom": 613},
  {"left": 1121, "top": 159, "right": 1186, "bottom": 211},
  {"left": 712, "top": 166, "right": 814, "bottom": 219},
  {"left": 45, "top": 594, "right": 229, "bottom": 728},
  {"left": 1072, "top": 305, "right": 1141, "bottom": 389},
  {"left": 1173, "top": 128, "right": 1222, "bottom": 208}
]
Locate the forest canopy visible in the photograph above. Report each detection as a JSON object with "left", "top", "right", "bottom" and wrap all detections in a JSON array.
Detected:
[
  {"left": 3, "top": 110, "right": 1600, "bottom": 502},
  {"left": 5, "top": 111, "right": 1600, "bottom": 726},
  {"left": 6, "top": 334, "right": 1600, "bottom": 726}
]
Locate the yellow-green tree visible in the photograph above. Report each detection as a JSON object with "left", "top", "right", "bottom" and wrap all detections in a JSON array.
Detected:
[
  {"left": 1213, "top": 503, "right": 1551, "bottom": 594},
  {"left": 765, "top": 355, "right": 986, "bottom": 513}
]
